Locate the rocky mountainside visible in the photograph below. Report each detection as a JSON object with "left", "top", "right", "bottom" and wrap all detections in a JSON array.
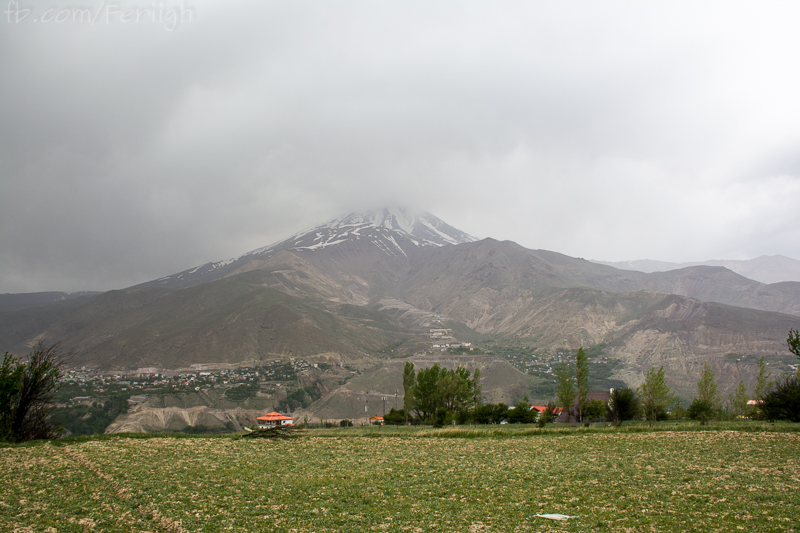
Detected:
[{"left": 2, "top": 208, "right": 799, "bottom": 412}]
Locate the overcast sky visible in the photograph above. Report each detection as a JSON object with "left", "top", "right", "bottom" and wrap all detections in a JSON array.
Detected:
[{"left": 2, "top": 1, "right": 800, "bottom": 293}]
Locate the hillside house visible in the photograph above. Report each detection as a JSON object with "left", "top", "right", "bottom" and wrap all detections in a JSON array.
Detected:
[
  {"left": 369, "top": 416, "right": 384, "bottom": 425},
  {"left": 256, "top": 412, "right": 294, "bottom": 428}
]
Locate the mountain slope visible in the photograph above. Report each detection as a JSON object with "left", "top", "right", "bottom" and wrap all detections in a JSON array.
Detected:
[
  {"left": 398, "top": 239, "right": 800, "bottom": 316},
  {"left": 23, "top": 271, "right": 417, "bottom": 370}
]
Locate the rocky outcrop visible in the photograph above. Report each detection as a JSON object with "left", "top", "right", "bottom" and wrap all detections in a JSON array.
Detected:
[{"left": 105, "top": 405, "right": 265, "bottom": 434}]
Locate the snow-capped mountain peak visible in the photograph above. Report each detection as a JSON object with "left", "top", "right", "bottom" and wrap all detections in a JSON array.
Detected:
[
  {"left": 140, "top": 208, "right": 476, "bottom": 288},
  {"left": 249, "top": 207, "right": 477, "bottom": 257}
]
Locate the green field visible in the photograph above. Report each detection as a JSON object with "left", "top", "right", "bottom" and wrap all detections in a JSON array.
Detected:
[{"left": 2, "top": 425, "right": 799, "bottom": 532}]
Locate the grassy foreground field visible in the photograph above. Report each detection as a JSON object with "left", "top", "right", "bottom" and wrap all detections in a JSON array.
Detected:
[{"left": 2, "top": 425, "right": 799, "bottom": 532}]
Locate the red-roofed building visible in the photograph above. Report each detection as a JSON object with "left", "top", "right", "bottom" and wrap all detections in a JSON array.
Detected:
[
  {"left": 256, "top": 412, "right": 294, "bottom": 428},
  {"left": 531, "top": 405, "right": 563, "bottom": 416},
  {"left": 369, "top": 415, "right": 384, "bottom": 425}
]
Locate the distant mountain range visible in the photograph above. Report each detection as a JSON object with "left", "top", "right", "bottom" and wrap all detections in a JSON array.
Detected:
[
  {"left": 2, "top": 207, "right": 799, "bottom": 417},
  {"left": 594, "top": 255, "right": 800, "bottom": 285}
]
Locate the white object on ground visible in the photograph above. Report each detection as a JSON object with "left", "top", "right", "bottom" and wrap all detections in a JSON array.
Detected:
[{"left": 532, "top": 514, "right": 577, "bottom": 520}]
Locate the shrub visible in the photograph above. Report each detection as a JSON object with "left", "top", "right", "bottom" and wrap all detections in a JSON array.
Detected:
[
  {"left": 1, "top": 342, "right": 66, "bottom": 443},
  {"left": 585, "top": 399, "right": 607, "bottom": 421},
  {"left": 433, "top": 408, "right": 448, "bottom": 428},
  {"left": 687, "top": 398, "right": 715, "bottom": 425},
  {"left": 760, "top": 374, "right": 800, "bottom": 422},
  {"left": 608, "top": 388, "right": 638, "bottom": 423},
  {"left": 470, "top": 403, "right": 509, "bottom": 424},
  {"left": 383, "top": 408, "right": 406, "bottom": 425}
]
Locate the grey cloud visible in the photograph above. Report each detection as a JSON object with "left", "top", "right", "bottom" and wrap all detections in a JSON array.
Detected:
[{"left": 2, "top": 1, "right": 800, "bottom": 292}]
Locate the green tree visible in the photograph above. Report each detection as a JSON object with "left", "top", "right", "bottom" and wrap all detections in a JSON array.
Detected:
[
  {"left": 688, "top": 362, "right": 721, "bottom": 424},
  {"left": 760, "top": 374, "right": 800, "bottom": 422},
  {"left": 407, "top": 364, "right": 478, "bottom": 423},
  {"left": 555, "top": 362, "right": 576, "bottom": 421},
  {"left": 402, "top": 362, "right": 415, "bottom": 424},
  {"left": 471, "top": 368, "right": 482, "bottom": 408},
  {"left": 507, "top": 396, "right": 534, "bottom": 424},
  {"left": 0, "top": 342, "right": 66, "bottom": 443},
  {"left": 411, "top": 364, "right": 442, "bottom": 420},
  {"left": 575, "top": 347, "right": 589, "bottom": 421},
  {"left": 687, "top": 398, "right": 715, "bottom": 424},
  {"left": 383, "top": 408, "right": 406, "bottom": 425},
  {"left": 696, "top": 363, "right": 721, "bottom": 410},
  {"left": 0, "top": 353, "right": 24, "bottom": 441},
  {"left": 727, "top": 381, "right": 749, "bottom": 418},
  {"left": 470, "top": 403, "right": 508, "bottom": 424},
  {"left": 670, "top": 401, "right": 687, "bottom": 420},
  {"left": 608, "top": 388, "right": 638, "bottom": 423},
  {"left": 437, "top": 366, "right": 473, "bottom": 413},
  {"left": 584, "top": 399, "right": 607, "bottom": 421},
  {"left": 752, "top": 356, "right": 774, "bottom": 402},
  {"left": 638, "top": 366, "right": 676, "bottom": 423},
  {"left": 788, "top": 329, "right": 800, "bottom": 375}
]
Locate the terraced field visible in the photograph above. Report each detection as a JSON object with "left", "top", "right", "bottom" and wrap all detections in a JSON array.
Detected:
[{"left": 2, "top": 426, "right": 799, "bottom": 532}]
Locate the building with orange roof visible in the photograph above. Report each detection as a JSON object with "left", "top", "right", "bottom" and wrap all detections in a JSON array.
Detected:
[{"left": 256, "top": 412, "right": 294, "bottom": 428}]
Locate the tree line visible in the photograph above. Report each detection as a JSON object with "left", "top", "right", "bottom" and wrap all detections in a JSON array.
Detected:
[
  {"left": 388, "top": 328, "right": 800, "bottom": 427},
  {"left": 600, "top": 328, "right": 800, "bottom": 424}
]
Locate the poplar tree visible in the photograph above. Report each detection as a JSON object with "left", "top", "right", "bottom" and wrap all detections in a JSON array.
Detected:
[
  {"left": 555, "top": 362, "right": 576, "bottom": 421},
  {"left": 471, "top": 368, "right": 482, "bottom": 408},
  {"left": 575, "top": 348, "right": 589, "bottom": 421},
  {"left": 689, "top": 363, "right": 721, "bottom": 424},
  {"left": 402, "top": 362, "right": 415, "bottom": 424},
  {"left": 696, "top": 363, "right": 721, "bottom": 409},
  {"left": 727, "top": 381, "right": 749, "bottom": 418},
  {"left": 752, "top": 356, "right": 773, "bottom": 401}
]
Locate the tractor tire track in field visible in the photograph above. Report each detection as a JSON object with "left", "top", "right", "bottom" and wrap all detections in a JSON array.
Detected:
[{"left": 54, "top": 445, "right": 187, "bottom": 533}]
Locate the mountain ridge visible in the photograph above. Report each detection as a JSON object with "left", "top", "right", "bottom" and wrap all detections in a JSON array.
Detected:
[{"left": 594, "top": 254, "right": 800, "bottom": 284}]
